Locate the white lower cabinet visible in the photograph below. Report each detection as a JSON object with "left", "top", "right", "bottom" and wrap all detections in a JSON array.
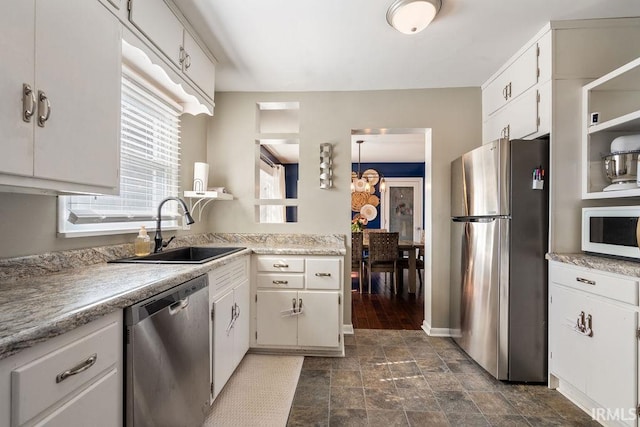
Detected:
[
  {"left": 256, "top": 290, "right": 340, "bottom": 348},
  {"left": 252, "top": 255, "right": 343, "bottom": 353},
  {"left": 0, "top": 311, "right": 123, "bottom": 427},
  {"left": 549, "top": 261, "right": 639, "bottom": 426},
  {"left": 209, "top": 256, "right": 250, "bottom": 401}
]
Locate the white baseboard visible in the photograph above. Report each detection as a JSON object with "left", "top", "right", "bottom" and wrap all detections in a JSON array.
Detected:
[
  {"left": 422, "top": 320, "right": 453, "bottom": 337},
  {"left": 343, "top": 324, "right": 354, "bottom": 335}
]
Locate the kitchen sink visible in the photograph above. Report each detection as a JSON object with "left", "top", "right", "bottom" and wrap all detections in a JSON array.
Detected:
[{"left": 110, "top": 246, "right": 245, "bottom": 264}]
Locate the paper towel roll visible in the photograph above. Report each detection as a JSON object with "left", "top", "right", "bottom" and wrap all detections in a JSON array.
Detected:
[{"left": 193, "top": 162, "right": 209, "bottom": 193}]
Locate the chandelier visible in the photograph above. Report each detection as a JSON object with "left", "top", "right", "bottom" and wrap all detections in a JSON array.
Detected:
[
  {"left": 351, "top": 140, "right": 384, "bottom": 224},
  {"left": 351, "top": 140, "right": 386, "bottom": 193}
]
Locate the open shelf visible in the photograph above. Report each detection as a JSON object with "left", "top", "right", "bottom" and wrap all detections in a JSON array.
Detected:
[
  {"left": 582, "top": 56, "right": 640, "bottom": 199},
  {"left": 588, "top": 110, "right": 640, "bottom": 134},
  {"left": 184, "top": 190, "right": 233, "bottom": 220}
]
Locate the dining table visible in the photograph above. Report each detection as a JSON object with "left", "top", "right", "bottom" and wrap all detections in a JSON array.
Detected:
[{"left": 362, "top": 238, "right": 424, "bottom": 294}]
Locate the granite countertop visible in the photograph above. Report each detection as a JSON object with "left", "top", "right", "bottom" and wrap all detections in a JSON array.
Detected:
[
  {"left": 546, "top": 252, "right": 640, "bottom": 278},
  {"left": 0, "top": 233, "right": 346, "bottom": 361}
]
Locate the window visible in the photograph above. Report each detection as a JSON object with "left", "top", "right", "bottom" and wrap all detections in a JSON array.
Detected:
[
  {"left": 259, "top": 159, "right": 286, "bottom": 223},
  {"left": 58, "top": 70, "right": 182, "bottom": 237}
]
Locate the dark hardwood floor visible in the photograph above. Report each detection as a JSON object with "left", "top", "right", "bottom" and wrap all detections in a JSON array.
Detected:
[{"left": 350, "top": 270, "right": 424, "bottom": 330}]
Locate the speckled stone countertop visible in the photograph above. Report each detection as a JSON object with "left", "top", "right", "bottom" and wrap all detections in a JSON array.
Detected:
[
  {"left": 547, "top": 252, "right": 640, "bottom": 278},
  {"left": 0, "top": 233, "right": 345, "bottom": 360}
]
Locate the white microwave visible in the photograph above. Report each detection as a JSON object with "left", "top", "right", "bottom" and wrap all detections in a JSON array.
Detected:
[{"left": 582, "top": 206, "right": 640, "bottom": 260}]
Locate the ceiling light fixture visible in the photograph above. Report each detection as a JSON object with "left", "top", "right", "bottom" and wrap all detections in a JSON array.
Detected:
[
  {"left": 351, "top": 140, "right": 386, "bottom": 194},
  {"left": 386, "top": 0, "right": 442, "bottom": 35}
]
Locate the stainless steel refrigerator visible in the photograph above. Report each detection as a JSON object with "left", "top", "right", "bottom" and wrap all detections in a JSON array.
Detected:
[{"left": 449, "top": 138, "right": 548, "bottom": 382}]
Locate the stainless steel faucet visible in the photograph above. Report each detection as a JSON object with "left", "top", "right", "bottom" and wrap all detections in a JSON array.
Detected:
[{"left": 154, "top": 197, "right": 195, "bottom": 253}]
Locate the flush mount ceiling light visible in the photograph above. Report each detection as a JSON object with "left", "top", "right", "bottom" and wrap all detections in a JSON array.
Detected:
[{"left": 386, "top": 0, "right": 442, "bottom": 35}]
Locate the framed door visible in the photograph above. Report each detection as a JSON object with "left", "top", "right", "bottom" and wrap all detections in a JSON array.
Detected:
[{"left": 381, "top": 178, "right": 423, "bottom": 241}]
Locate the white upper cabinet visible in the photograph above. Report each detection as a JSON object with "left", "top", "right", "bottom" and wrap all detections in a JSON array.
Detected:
[
  {"left": 0, "top": 0, "right": 121, "bottom": 194},
  {"left": 183, "top": 31, "right": 216, "bottom": 99},
  {"left": 128, "top": 0, "right": 216, "bottom": 101},
  {"left": 482, "top": 37, "right": 547, "bottom": 118},
  {"left": 0, "top": 1, "right": 35, "bottom": 177},
  {"left": 35, "top": 0, "right": 121, "bottom": 189},
  {"left": 482, "top": 31, "right": 551, "bottom": 143},
  {"left": 129, "top": 0, "right": 183, "bottom": 68}
]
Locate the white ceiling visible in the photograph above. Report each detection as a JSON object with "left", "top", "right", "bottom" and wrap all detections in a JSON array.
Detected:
[
  {"left": 173, "top": 0, "right": 640, "bottom": 92},
  {"left": 351, "top": 132, "right": 426, "bottom": 162},
  {"left": 172, "top": 0, "right": 640, "bottom": 161}
]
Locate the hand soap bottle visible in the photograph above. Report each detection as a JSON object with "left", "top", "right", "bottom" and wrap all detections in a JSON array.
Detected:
[{"left": 134, "top": 226, "right": 151, "bottom": 256}]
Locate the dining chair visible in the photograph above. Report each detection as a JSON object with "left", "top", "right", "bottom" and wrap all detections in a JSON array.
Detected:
[
  {"left": 351, "top": 232, "right": 365, "bottom": 292},
  {"left": 364, "top": 232, "right": 399, "bottom": 294}
]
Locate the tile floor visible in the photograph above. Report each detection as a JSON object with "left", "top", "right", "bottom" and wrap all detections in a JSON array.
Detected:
[{"left": 286, "top": 329, "right": 599, "bottom": 427}]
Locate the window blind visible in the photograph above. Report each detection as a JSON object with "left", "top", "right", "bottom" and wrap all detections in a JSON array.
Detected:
[{"left": 58, "top": 72, "right": 182, "bottom": 235}]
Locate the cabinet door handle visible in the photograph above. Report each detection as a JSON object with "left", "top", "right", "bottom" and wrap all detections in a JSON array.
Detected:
[
  {"left": 636, "top": 217, "right": 640, "bottom": 251},
  {"left": 273, "top": 263, "right": 289, "bottom": 268},
  {"left": 22, "top": 84, "right": 36, "bottom": 122},
  {"left": 584, "top": 314, "right": 593, "bottom": 337},
  {"left": 502, "top": 85, "right": 508, "bottom": 100},
  {"left": 272, "top": 280, "right": 288, "bottom": 285},
  {"left": 226, "top": 304, "right": 237, "bottom": 334},
  {"left": 37, "top": 90, "right": 51, "bottom": 127},
  {"left": 576, "top": 277, "right": 595, "bottom": 286},
  {"left": 575, "top": 311, "right": 586, "bottom": 332},
  {"left": 507, "top": 82, "right": 512, "bottom": 99},
  {"left": 179, "top": 46, "right": 186, "bottom": 64},
  {"left": 184, "top": 53, "right": 191, "bottom": 70},
  {"left": 315, "top": 272, "right": 331, "bottom": 277},
  {"left": 298, "top": 298, "right": 303, "bottom": 314},
  {"left": 56, "top": 353, "right": 97, "bottom": 383}
]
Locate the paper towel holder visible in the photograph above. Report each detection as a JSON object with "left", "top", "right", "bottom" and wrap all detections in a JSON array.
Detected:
[{"left": 193, "top": 162, "right": 209, "bottom": 194}]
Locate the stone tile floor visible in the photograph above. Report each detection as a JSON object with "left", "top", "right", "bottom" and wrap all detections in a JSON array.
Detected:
[{"left": 287, "top": 329, "right": 600, "bottom": 426}]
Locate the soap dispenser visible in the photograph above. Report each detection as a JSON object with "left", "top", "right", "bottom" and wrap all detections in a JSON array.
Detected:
[{"left": 134, "top": 226, "right": 151, "bottom": 256}]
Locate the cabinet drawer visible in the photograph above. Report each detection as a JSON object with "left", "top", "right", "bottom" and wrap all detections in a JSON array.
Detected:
[
  {"left": 306, "top": 258, "right": 341, "bottom": 290},
  {"left": 550, "top": 262, "right": 638, "bottom": 305},
  {"left": 11, "top": 320, "right": 120, "bottom": 426},
  {"left": 255, "top": 257, "right": 304, "bottom": 273},
  {"left": 35, "top": 368, "right": 120, "bottom": 427},
  {"left": 257, "top": 273, "right": 304, "bottom": 289}
]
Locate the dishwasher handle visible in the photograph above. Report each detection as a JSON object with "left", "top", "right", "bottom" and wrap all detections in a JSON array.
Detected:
[
  {"left": 169, "top": 297, "right": 189, "bottom": 315},
  {"left": 125, "top": 275, "right": 208, "bottom": 325}
]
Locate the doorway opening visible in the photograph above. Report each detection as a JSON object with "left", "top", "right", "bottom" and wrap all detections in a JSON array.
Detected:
[{"left": 350, "top": 128, "right": 432, "bottom": 330}]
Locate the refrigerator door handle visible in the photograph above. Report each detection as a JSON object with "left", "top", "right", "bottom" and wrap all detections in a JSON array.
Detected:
[{"left": 452, "top": 217, "right": 498, "bottom": 223}]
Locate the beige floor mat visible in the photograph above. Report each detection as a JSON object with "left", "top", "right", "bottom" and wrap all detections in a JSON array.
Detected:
[{"left": 203, "top": 354, "right": 304, "bottom": 427}]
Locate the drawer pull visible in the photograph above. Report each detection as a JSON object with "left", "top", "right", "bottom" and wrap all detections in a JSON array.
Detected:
[
  {"left": 576, "top": 277, "right": 595, "bottom": 286},
  {"left": 56, "top": 353, "right": 97, "bottom": 383},
  {"left": 315, "top": 272, "right": 331, "bottom": 277},
  {"left": 273, "top": 263, "right": 289, "bottom": 268},
  {"left": 272, "top": 280, "right": 288, "bottom": 285}
]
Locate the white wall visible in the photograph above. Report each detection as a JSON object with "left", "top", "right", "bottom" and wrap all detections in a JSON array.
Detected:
[
  {"left": 206, "top": 88, "right": 482, "bottom": 328},
  {"left": 0, "top": 114, "right": 209, "bottom": 259}
]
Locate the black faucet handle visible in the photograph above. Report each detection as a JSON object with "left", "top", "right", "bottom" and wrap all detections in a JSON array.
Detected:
[{"left": 162, "top": 236, "right": 176, "bottom": 248}]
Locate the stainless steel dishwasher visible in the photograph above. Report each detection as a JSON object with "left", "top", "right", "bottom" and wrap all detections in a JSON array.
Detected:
[{"left": 125, "top": 275, "right": 210, "bottom": 427}]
